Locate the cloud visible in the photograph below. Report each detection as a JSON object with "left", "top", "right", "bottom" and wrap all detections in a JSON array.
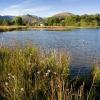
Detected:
[{"left": 0, "top": 0, "right": 52, "bottom": 17}]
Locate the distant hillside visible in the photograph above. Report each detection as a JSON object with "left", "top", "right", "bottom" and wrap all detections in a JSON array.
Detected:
[
  {"left": 0, "top": 14, "right": 43, "bottom": 21},
  {"left": 53, "top": 12, "right": 74, "bottom": 17},
  {"left": 21, "top": 14, "right": 43, "bottom": 24},
  {"left": 0, "top": 14, "right": 44, "bottom": 25},
  {"left": 0, "top": 15, "right": 15, "bottom": 20}
]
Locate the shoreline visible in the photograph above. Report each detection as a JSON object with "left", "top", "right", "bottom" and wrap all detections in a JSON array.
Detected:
[
  {"left": 0, "top": 26, "right": 29, "bottom": 32},
  {"left": 0, "top": 26, "right": 100, "bottom": 32}
]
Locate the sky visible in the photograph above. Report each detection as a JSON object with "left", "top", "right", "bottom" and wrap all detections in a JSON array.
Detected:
[{"left": 0, "top": 0, "right": 100, "bottom": 17}]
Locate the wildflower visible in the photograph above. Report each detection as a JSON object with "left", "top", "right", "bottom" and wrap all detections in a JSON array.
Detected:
[
  {"left": 45, "top": 73, "right": 49, "bottom": 76},
  {"left": 54, "top": 72, "right": 57, "bottom": 75},
  {"left": 14, "top": 88, "right": 15, "bottom": 92},
  {"left": 30, "top": 54, "right": 32, "bottom": 56},
  {"left": 12, "top": 75, "right": 15, "bottom": 79},
  {"left": 21, "top": 88, "right": 24, "bottom": 92},
  {"left": 5, "top": 82, "right": 8, "bottom": 86},
  {"left": 37, "top": 71, "right": 40, "bottom": 74},
  {"left": 47, "top": 69, "right": 51, "bottom": 73},
  {"left": 8, "top": 76, "right": 11, "bottom": 79},
  {"left": 8, "top": 73, "right": 11, "bottom": 76}
]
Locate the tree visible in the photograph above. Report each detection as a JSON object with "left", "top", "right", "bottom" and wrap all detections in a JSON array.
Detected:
[
  {"left": 13, "top": 17, "right": 23, "bottom": 25},
  {"left": 44, "top": 14, "right": 100, "bottom": 27},
  {"left": 0, "top": 19, "right": 12, "bottom": 25},
  {"left": 65, "top": 15, "right": 80, "bottom": 26},
  {"left": 0, "top": 19, "right": 3, "bottom": 25},
  {"left": 2, "top": 19, "right": 11, "bottom": 25}
]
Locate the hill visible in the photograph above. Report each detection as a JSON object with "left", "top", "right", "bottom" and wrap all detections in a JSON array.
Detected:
[
  {"left": 21, "top": 14, "right": 43, "bottom": 25},
  {"left": 0, "top": 14, "right": 43, "bottom": 25},
  {"left": 53, "top": 12, "right": 74, "bottom": 17},
  {"left": 0, "top": 15, "right": 14, "bottom": 20}
]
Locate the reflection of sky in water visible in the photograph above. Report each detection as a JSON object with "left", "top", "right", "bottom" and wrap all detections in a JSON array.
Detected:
[{"left": 0, "top": 29, "right": 100, "bottom": 76}]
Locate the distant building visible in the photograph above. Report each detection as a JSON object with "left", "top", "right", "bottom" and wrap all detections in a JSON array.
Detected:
[{"left": 39, "top": 23, "right": 44, "bottom": 26}]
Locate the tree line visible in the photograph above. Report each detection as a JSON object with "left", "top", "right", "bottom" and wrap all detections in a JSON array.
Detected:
[
  {"left": 0, "top": 17, "right": 23, "bottom": 26},
  {"left": 0, "top": 16, "right": 43, "bottom": 26},
  {"left": 0, "top": 14, "right": 100, "bottom": 27},
  {"left": 44, "top": 14, "right": 100, "bottom": 27}
]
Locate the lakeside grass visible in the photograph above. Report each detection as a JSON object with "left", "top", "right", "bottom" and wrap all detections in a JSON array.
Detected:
[
  {"left": 0, "top": 26, "right": 100, "bottom": 32},
  {"left": 0, "top": 26, "right": 29, "bottom": 32},
  {"left": 0, "top": 26, "right": 75, "bottom": 32},
  {"left": 0, "top": 45, "right": 100, "bottom": 100}
]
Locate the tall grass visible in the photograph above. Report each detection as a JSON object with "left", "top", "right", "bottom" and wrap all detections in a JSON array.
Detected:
[
  {"left": 0, "top": 26, "right": 28, "bottom": 32},
  {"left": 0, "top": 46, "right": 98, "bottom": 100}
]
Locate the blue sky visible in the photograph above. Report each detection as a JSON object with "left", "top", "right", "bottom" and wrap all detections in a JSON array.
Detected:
[{"left": 0, "top": 0, "right": 100, "bottom": 17}]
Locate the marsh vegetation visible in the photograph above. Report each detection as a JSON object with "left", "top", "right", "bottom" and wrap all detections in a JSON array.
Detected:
[{"left": 0, "top": 45, "right": 100, "bottom": 100}]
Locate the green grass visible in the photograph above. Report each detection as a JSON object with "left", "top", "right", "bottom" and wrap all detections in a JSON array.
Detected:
[
  {"left": 0, "top": 25, "right": 100, "bottom": 32},
  {"left": 0, "top": 26, "right": 29, "bottom": 32},
  {"left": 0, "top": 46, "right": 99, "bottom": 100}
]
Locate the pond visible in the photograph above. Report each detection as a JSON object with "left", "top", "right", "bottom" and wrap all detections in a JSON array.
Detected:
[{"left": 0, "top": 29, "right": 100, "bottom": 76}]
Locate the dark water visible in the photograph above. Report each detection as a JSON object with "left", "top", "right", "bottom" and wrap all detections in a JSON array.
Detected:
[{"left": 0, "top": 29, "right": 100, "bottom": 76}]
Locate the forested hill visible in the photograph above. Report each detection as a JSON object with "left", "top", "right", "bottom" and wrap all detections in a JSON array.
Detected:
[
  {"left": 44, "top": 13, "right": 100, "bottom": 27},
  {"left": 21, "top": 15, "right": 43, "bottom": 25},
  {"left": 0, "top": 14, "right": 43, "bottom": 25}
]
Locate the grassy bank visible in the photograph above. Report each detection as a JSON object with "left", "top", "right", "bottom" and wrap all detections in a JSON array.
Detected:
[
  {"left": 0, "top": 26, "right": 29, "bottom": 32},
  {"left": 0, "top": 46, "right": 100, "bottom": 100},
  {"left": 0, "top": 26, "right": 100, "bottom": 32},
  {"left": 0, "top": 26, "right": 76, "bottom": 32},
  {"left": 0, "top": 26, "right": 72, "bottom": 32}
]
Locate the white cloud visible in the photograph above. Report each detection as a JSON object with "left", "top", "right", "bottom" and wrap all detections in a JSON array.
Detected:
[
  {"left": 0, "top": 6, "right": 51, "bottom": 16},
  {"left": 0, "top": 0, "right": 52, "bottom": 17}
]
